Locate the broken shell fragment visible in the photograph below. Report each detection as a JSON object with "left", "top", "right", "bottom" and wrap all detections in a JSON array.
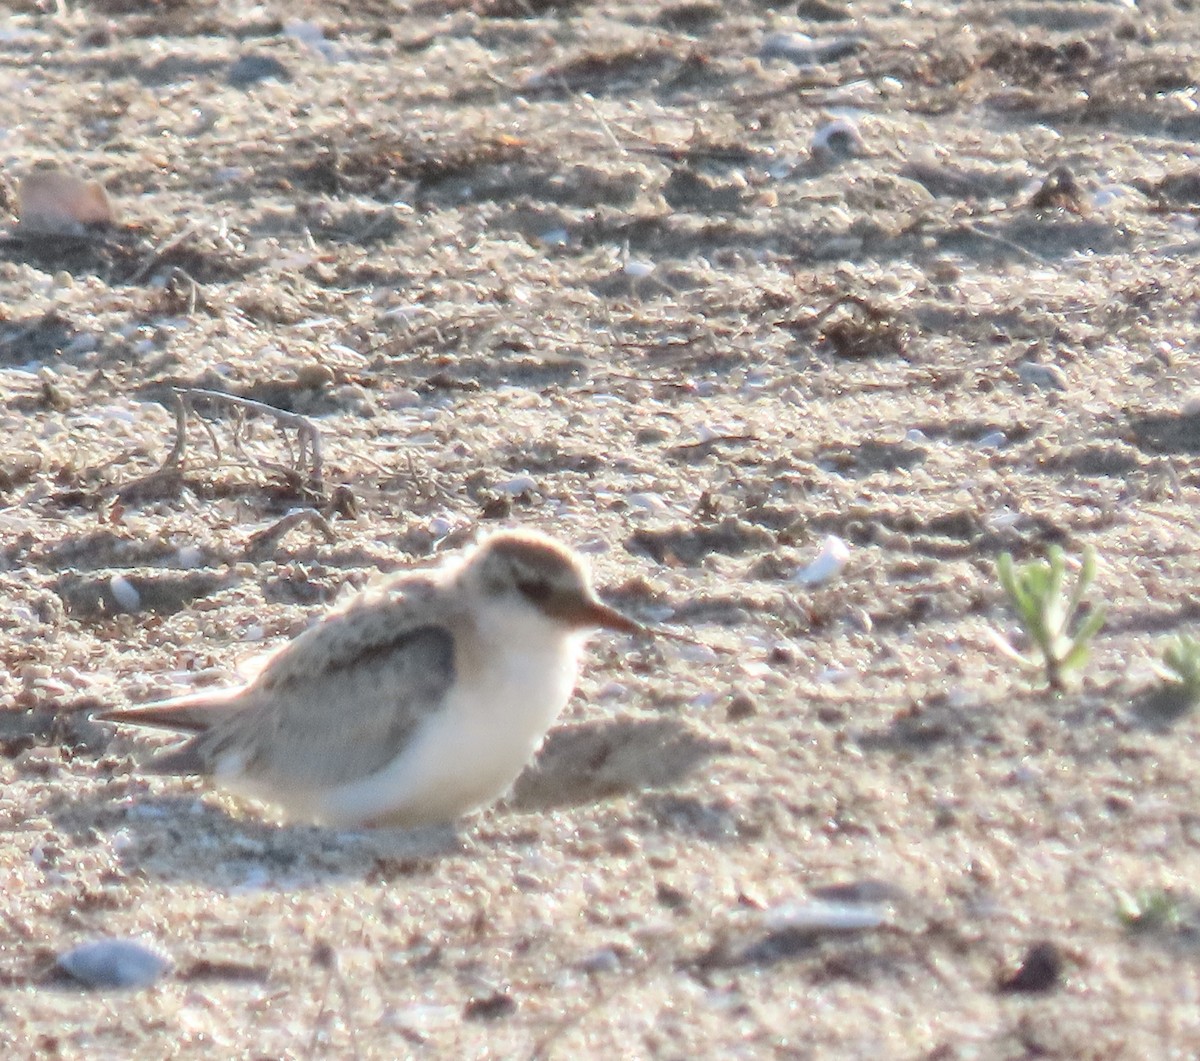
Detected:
[
  {"left": 794, "top": 535, "right": 850, "bottom": 586},
  {"left": 811, "top": 118, "right": 865, "bottom": 162}
]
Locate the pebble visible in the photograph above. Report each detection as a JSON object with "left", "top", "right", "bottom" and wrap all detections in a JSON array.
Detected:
[
  {"left": 578, "top": 947, "right": 622, "bottom": 974},
  {"left": 797, "top": 0, "right": 849, "bottom": 19},
  {"left": 57, "top": 938, "right": 172, "bottom": 989},
  {"left": 998, "top": 940, "right": 1063, "bottom": 994},
  {"left": 726, "top": 693, "right": 757, "bottom": 721},
  {"left": 227, "top": 54, "right": 291, "bottom": 88},
  {"left": 976, "top": 430, "right": 1007, "bottom": 449},
  {"left": 17, "top": 167, "right": 114, "bottom": 235},
  {"left": 295, "top": 362, "right": 335, "bottom": 389}
]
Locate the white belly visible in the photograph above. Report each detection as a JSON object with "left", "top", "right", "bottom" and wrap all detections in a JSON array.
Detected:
[{"left": 312, "top": 639, "right": 581, "bottom": 828}]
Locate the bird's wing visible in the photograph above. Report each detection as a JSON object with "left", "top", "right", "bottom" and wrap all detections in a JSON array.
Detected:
[{"left": 178, "top": 605, "right": 460, "bottom": 788}]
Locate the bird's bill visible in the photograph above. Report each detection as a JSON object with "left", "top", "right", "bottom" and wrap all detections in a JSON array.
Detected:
[
  {"left": 556, "top": 594, "right": 644, "bottom": 633},
  {"left": 590, "top": 600, "right": 644, "bottom": 633}
]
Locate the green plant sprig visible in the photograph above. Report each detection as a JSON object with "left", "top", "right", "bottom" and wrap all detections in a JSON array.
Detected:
[
  {"left": 1157, "top": 634, "right": 1200, "bottom": 702},
  {"left": 991, "top": 545, "right": 1106, "bottom": 690}
]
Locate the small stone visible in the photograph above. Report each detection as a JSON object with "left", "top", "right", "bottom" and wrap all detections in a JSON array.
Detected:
[
  {"left": 797, "top": 0, "right": 849, "bottom": 20},
  {"left": 295, "top": 362, "right": 334, "bottom": 389},
  {"left": 18, "top": 167, "right": 114, "bottom": 235},
  {"left": 998, "top": 941, "right": 1064, "bottom": 993},
  {"left": 63, "top": 333, "right": 100, "bottom": 357},
  {"left": 928, "top": 258, "right": 960, "bottom": 283},
  {"left": 227, "top": 54, "right": 291, "bottom": 88},
  {"left": 578, "top": 947, "right": 622, "bottom": 974},
  {"left": 655, "top": 881, "right": 689, "bottom": 910},
  {"left": 463, "top": 990, "right": 516, "bottom": 1021},
  {"left": 57, "top": 938, "right": 172, "bottom": 989},
  {"left": 605, "top": 831, "right": 640, "bottom": 857},
  {"left": 663, "top": 168, "right": 745, "bottom": 213},
  {"left": 726, "top": 693, "right": 757, "bottom": 721}
]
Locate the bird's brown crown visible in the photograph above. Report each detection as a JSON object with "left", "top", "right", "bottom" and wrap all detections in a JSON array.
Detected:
[
  {"left": 465, "top": 530, "right": 590, "bottom": 603},
  {"left": 460, "top": 529, "right": 639, "bottom": 633}
]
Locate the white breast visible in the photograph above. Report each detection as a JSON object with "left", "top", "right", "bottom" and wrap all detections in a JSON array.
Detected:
[{"left": 313, "top": 615, "right": 584, "bottom": 828}]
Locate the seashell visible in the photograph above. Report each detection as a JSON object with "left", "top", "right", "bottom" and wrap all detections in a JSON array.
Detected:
[
  {"left": 108, "top": 574, "right": 142, "bottom": 612},
  {"left": 794, "top": 535, "right": 850, "bottom": 586},
  {"left": 764, "top": 899, "right": 887, "bottom": 933},
  {"left": 811, "top": 117, "right": 865, "bottom": 161},
  {"left": 57, "top": 938, "right": 172, "bottom": 989},
  {"left": 18, "top": 167, "right": 114, "bottom": 235},
  {"left": 1016, "top": 362, "right": 1067, "bottom": 392},
  {"left": 498, "top": 475, "right": 538, "bottom": 497}
]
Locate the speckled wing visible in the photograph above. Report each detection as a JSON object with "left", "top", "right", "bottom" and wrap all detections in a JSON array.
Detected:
[{"left": 154, "top": 585, "right": 459, "bottom": 787}]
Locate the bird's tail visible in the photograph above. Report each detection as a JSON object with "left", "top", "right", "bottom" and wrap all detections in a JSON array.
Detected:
[{"left": 94, "top": 687, "right": 247, "bottom": 735}]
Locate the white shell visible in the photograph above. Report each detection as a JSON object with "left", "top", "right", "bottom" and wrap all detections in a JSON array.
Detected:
[
  {"left": 58, "top": 938, "right": 172, "bottom": 989},
  {"left": 811, "top": 117, "right": 865, "bottom": 160},
  {"left": 108, "top": 574, "right": 142, "bottom": 612},
  {"left": 794, "top": 535, "right": 850, "bottom": 586},
  {"left": 764, "top": 900, "right": 887, "bottom": 933}
]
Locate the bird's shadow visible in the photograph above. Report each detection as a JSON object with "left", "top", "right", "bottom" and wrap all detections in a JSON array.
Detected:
[
  {"left": 50, "top": 717, "right": 726, "bottom": 888},
  {"left": 508, "top": 716, "right": 730, "bottom": 811}
]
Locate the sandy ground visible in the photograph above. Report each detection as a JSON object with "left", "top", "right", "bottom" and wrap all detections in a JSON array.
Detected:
[{"left": 2, "top": 0, "right": 1200, "bottom": 1056}]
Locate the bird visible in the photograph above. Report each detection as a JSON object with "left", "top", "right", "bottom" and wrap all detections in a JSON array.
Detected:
[{"left": 97, "top": 528, "right": 644, "bottom": 829}]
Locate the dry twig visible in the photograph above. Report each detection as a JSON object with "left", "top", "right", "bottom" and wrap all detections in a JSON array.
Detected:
[
  {"left": 161, "top": 388, "right": 326, "bottom": 497},
  {"left": 245, "top": 509, "right": 338, "bottom": 559}
]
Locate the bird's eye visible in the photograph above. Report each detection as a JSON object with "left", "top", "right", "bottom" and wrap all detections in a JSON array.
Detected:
[{"left": 516, "top": 579, "right": 553, "bottom": 605}]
